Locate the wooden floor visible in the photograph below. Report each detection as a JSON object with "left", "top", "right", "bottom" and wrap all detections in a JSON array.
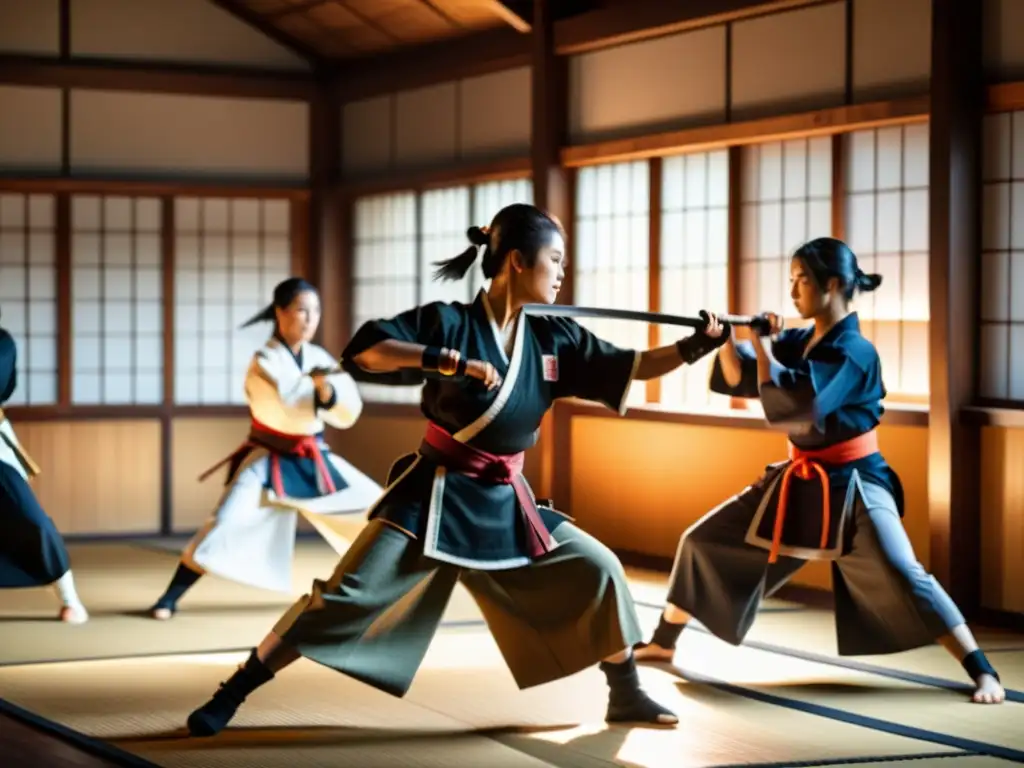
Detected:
[{"left": 2, "top": 537, "right": 1023, "bottom": 768}]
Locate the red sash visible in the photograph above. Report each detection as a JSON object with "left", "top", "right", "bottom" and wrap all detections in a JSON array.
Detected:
[
  {"left": 198, "top": 419, "right": 337, "bottom": 499},
  {"left": 421, "top": 422, "right": 554, "bottom": 558},
  {"left": 768, "top": 429, "right": 879, "bottom": 564}
]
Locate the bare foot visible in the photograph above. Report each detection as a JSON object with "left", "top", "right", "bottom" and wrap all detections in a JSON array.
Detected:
[
  {"left": 972, "top": 674, "right": 1005, "bottom": 704},
  {"left": 633, "top": 643, "right": 675, "bottom": 662},
  {"left": 59, "top": 604, "right": 89, "bottom": 625},
  {"left": 151, "top": 607, "right": 173, "bottom": 621}
]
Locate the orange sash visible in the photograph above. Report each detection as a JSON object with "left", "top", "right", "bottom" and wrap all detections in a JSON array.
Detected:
[{"left": 768, "top": 429, "right": 879, "bottom": 563}]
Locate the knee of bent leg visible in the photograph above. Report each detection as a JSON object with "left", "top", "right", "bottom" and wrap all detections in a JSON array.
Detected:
[{"left": 559, "top": 525, "right": 629, "bottom": 585}]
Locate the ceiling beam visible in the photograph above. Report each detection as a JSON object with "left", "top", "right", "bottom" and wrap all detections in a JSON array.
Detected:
[
  {"left": 206, "top": 0, "right": 328, "bottom": 70},
  {"left": 554, "top": 0, "right": 833, "bottom": 54},
  {"left": 334, "top": 0, "right": 831, "bottom": 102},
  {"left": 0, "top": 55, "right": 315, "bottom": 100},
  {"left": 483, "top": 0, "right": 532, "bottom": 33}
]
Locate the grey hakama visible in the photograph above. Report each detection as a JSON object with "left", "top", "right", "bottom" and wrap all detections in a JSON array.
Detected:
[
  {"left": 663, "top": 314, "right": 965, "bottom": 656},
  {"left": 271, "top": 290, "right": 647, "bottom": 696}
]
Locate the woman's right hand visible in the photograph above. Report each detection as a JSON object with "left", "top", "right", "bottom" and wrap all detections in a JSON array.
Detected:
[
  {"left": 465, "top": 359, "right": 502, "bottom": 390},
  {"left": 755, "top": 312, "right": 785, "bottom": 336}
]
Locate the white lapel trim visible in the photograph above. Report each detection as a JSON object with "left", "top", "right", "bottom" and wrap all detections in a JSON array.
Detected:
[{"left": 452, "top": 294, "right": 526, "bottom": 444}]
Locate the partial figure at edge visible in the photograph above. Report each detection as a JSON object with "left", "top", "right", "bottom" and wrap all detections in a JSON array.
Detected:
[{"left": 0, "top": 312, "right": 88, "bottom": 624}]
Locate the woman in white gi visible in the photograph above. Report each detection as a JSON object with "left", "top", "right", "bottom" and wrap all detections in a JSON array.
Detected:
[
  {"left": 149, "top": 278, "right": 382, "bottom": 619},
  {"left": 0, "top": 316, "right": 88, "bottom": 624}
]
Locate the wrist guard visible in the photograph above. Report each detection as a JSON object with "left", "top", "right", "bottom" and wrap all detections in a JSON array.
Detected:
[
  {"left": 676, "top": 313, "right": 731, "bottom": 365},
  {"left": 962, "top": 649, "right": 1000, "bottom": 682},
  {"left": 421, "top": 346, "right": 467, "bottom": 377}
]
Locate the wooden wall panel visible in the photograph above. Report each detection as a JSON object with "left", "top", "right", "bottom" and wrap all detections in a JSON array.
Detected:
[
  {"left": 71, "top": 0, "right": 309, "bottom": 70},
  {"left": 459, "top": 66, "right": 531, "bottom": 161},
  {"left": 341, "top": 69, "right": 532, "bottom": 176},
  {"left": 170, "top": 416, "right": 249, "bottom": 533},
  {"left": 852, "top": 0, "right": 932, "bottom": 101},
  {"left": 0, "top": 86, "right": 63, "bottom": 172},
  {"left": 731, "top": 1, "right": 847, "bottom": 121},
  {"left": 567, "top": 26, "right": 726, "bottom": 143},
  {"left": 568, "top": 416, "right": 929, "bottom": 592},
  {"left": 341, "top": 95, "right": 394, "bottom": 176},
  {"left": 984, "top": 0, "right": 1024, "bottom": 82},
  {"left": 394, "top": 82, "right": 459, "bottom": 169},
  {"left": 979, "top": 426, "right": 1024, "bottom": 613},
  {"left": 0, "top": 0, "right": 59, "bottom": 55},
  {"left": 69, "top": 90, "right": 309, "bottom": 180},
  {"left": 11, "top": 419, "right": 161, "bottom": 535}
]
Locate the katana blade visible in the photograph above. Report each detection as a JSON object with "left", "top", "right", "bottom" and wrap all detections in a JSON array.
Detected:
[{"left": 522, "top": 303, "right": 768, "bottom": 329}]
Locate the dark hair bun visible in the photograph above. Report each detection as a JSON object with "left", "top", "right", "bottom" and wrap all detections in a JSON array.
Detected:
[
  {"left": 857, "top": 272, "right": 883, "bottom": 292},
  {"left": 467, "top": 226, "right": 489, "bottom": 247}
]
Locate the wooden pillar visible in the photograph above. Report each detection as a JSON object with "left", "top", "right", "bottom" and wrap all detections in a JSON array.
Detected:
[
  {"left": 308, "top": 81, "right": 347, "bottom": 354},
  {"left": 927, "top": 0, "right": 984, "bottom": 612},
  {"left": 532, "top": 0, "right": 572, "bottom": 502}
]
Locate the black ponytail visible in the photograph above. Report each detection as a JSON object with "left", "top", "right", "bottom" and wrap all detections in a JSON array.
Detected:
[
  {"left": 240, "top": 276, "right": 318, "bottom": 329},
  {"left": 432, "top": 204, "right": 564, "bottom": 284},
  {"left": 432, "top": 226, "right": 490, "bottom": 282}
]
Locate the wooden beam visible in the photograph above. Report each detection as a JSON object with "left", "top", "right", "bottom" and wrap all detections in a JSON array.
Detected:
[
  {"left": 308, "top": 84, "right": 347, "bottom": 354},
  {"left": 987, "top": 81, "right": 1024, "bottom": 113},
  {"left": 554, "top": 0, "right": 832, "bottom": 54},
  {"left": 927, "top": 0, "right": 984, "bottom": 612},
  {"left": 0, "top": 55, "right": 315, "bottom": 100},
  {"left": 207, "top": 0, "right": 327, "bottom": 68},
  {"left": 335, "top": 28, "right": 531, "bottom": 102},
  {"left": 532, "top": 0, "right": 572, "bottom": 505},
  {"left": 0, "top": 178, "right": 309, "bottom": 199},
  {"left": 482, "top": 0, "right": 532, "bottom": 33},
  {"left": 561, "top": 95, "right": 931, "bottom": 166},
  {"left": 340, "top": 156, "right": 531, "bottom": 198}
]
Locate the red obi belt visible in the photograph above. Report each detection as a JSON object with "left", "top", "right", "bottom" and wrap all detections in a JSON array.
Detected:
[
  {"left": 768, "top": 429, "right": 879, "bottom": 564},
  {"left": 198, "top": 419, "right": 336, "bottom": 499},
  {"left": 421, "top": 421, "right": 555, "bottom": 558}
]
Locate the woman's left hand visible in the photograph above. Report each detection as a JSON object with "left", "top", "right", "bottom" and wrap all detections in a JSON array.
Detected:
[{"left": 701, "top": 310, "right": 726, "bottom": 339}]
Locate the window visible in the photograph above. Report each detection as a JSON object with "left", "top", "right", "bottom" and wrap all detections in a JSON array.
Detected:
[
  {"left": 173, "top": 197, "right": 292, "bottom": 405},
  {"left": 844, "top": 124, "right": 930, "bottom": 398},
  {"left": 979, "top": 111, "right": 1024, "bottom": 401},
  {"left": 658, "top": 150, "right": 731, "bottom": 409},
  {"left": 419, "top": 186, "right": 472, "bottom": 306},
  {"left": 738, "top": 137, "right": 833, "bottom": 323},
  {"left": 0, "top": 194, "right": 57, "bottom": 406},
  {"left": 352, "top": 192, "right": 419, "bottom": 404},
  {"left": 470, "top": 178, "right": 534, "bottom": 296},
  {"left": 574, "top": 161, "right": 650, "bottom": 408},
  {"left": 71, "top": 195, "right": 163, "bottom": 405}
]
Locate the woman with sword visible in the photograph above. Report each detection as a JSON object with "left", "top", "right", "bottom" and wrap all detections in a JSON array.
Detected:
[
  {"left": 180, "top": 202, "right": 765, "bottom": 738},
  {"left": 148, "top": 277, "right": 383, "bottom": 619}
]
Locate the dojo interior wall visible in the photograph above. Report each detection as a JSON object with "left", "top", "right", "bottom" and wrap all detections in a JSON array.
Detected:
[
  {"left": 2, "top": 0, "right": 1023, "bottom": 618},
  {"left": 0, "top": 0, "right": 309, "bottom": 535}
]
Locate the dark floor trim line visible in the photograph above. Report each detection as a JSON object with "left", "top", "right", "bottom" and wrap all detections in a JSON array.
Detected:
[
  {"left": 682, "top": 622, "right": 1024, "bottom": 703},
  {"left": 678, "top": 666, "right": 1024, "bottom": 762},
  {"left": 0, "top": 696, "right": 161, "bottom": 768},
  {"left": 709, "top": 751, "right": 976, "bottom": 768}
]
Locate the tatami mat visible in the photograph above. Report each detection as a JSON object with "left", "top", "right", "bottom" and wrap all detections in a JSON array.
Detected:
[
  {"left": 0, "top": 540, "right": 798, "bottom": 667},
  {"left": 3, "top": 540, "right": 1023, "bottom": 768},
  {"left": 0, "top": 635, "right": 972, "bottom": 768}
]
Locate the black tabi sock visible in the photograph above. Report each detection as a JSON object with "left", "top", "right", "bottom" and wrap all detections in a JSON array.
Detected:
[
  {"left": 187, "top": 649, "right": 275, "bottom": 737},
  {"left": 962, "top": 649, "right": 1000, "bottom": 683},
  {"left": 600, "top": 656, "right": 643, "bottom": 702},
  {"left": 650, "top": 616, "right": 686, "bottom": 650},
  {"left": 154, "top": 563, "right": 202, "bottom": 610}
]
